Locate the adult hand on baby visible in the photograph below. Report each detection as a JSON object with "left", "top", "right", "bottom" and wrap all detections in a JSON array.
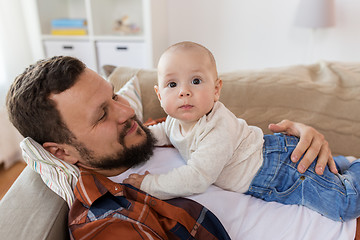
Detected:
[
  {"left": 268, "top": 119, "right": 338, "bottom": 175},
  {"left": 123, "top": 171, "right": 150, "bottom": 189}
]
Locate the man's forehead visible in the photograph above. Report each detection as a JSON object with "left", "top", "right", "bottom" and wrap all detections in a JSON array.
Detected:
[
  {"left": 50, "top": 69, "right": 103, "bottom": 98},
  {"left": 49, "top": 69, "right": 113, "bottom": 123}
]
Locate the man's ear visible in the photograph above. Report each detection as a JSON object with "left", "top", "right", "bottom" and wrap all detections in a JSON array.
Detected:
[
  {"left": 154, "top": 85, "right": 162, "bottom": 101},
  {"left": 214, "top": 78, "right": 223, "bottom": 102},
  {"left": 43, "top": 142, "right": 79, "bottom": 164}
]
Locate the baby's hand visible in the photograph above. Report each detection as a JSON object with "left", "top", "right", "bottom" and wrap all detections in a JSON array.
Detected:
[{"left": 123, "top": 171, "right": 150, "bottom": 189}]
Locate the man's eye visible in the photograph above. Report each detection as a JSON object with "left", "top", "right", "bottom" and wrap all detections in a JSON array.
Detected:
[
  {"left": 112, "top": 94, "right": 119, "bottom": 101},
  {"left": 192, "top": 78, "right": 201, "bottom": 85},
  {"left": 168, "top": 82, "right": 177, "bottom": 88},
  {"left": 98, "top": 111, "right": 107, "bottom": 122}
]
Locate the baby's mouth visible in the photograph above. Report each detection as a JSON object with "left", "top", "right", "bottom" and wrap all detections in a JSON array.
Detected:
[{"left": 180, "top": 104, "right": 193, "bottom": 110}]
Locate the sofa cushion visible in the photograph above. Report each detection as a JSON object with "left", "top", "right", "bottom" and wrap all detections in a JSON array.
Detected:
[
  {"left": 218, "top": 61, "right": 360, "bottom": 157},
  {"left": 108, "top": 66, "right": 164, "bottom": 122},
  {"left": 117, "top": 75, "right": 143, "bottom": 122},
  {"left": 108, "top": 62, "right": 360, "bottom": 157}
]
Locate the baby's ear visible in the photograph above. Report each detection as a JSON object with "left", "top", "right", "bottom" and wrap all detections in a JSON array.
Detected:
[
  {"left": 214, "top": 78, "right": 223, "bottom": 101},
  {"left": 154, "top": 85, "right": 162, "bottom": 101}
]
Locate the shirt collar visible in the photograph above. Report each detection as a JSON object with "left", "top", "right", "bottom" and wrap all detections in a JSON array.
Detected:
[{"left": 74, "top": 167, "right": 125, "bottom": 207}]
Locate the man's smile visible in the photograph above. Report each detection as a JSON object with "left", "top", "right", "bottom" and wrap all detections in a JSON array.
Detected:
[{"left": 126, "top": 120, "right": 138, "bottom": 136}]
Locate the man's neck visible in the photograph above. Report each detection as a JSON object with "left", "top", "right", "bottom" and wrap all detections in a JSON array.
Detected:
[{"left": 77, "top": 164, "right": 130, "bottom": 177}]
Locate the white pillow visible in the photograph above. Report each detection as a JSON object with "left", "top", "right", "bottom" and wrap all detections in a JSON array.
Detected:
[
  {"left": 20, "top": 76, "right": 143, "bottom": 207},
  {"left": 21, "top": 137, "right": 79, "bottom": 207},
  {"left": 116, "top": 75, "right": 143, "bottom": 122}
]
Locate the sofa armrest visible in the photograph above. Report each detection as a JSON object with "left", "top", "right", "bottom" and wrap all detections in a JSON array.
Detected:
[{"left": 0, "top": 166, "right": 69, "bottom": 240}]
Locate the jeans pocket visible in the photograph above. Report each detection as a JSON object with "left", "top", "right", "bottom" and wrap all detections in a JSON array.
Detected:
[
  {"left": 338, "top": 174, "right": 357, "bottom": 195},
  {"left": 271, "top": 176, "right": 304, "bottom": 200},
  {"left": 248, "top": 176, "right": 304, "bottom": 206}
]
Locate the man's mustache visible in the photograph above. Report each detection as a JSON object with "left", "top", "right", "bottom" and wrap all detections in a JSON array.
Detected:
[{"left": 118, "top": 116, "right": 138, "bottom": 146}]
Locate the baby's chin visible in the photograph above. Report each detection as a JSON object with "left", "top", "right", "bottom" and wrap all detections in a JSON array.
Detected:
[{"left": 175, "top": 113, "right": 200, "bottom": 122}]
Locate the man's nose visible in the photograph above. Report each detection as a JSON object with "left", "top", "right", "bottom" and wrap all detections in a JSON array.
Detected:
[{"left": 112, "top": 101, "right": 135, "bottom": 124}]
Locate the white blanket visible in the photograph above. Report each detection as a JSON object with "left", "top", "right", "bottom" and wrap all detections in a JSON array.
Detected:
[{"left": 110, "top": 147, "right": 356, "bottom": 240}]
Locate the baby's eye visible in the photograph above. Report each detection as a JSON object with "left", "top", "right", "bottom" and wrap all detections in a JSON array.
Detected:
[
  {"left": 168, "top": 82, "right": 177, "bottom": 88},
  {"left": 192, "top": 78, "right": 201, "bottom": 85}
]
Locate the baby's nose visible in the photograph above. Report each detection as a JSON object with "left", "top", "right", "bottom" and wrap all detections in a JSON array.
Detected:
[{"left": 179, "top": 87, "right": 191, "bottom": 97}]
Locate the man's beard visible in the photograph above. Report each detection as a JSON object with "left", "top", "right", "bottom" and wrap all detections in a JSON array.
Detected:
[{"left": 74, "top": 117, "right": 156, "bottom": 170}]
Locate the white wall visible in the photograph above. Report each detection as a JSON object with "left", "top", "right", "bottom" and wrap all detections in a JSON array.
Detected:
[
  {"left": 0, "top": 0, "right": 34, "bottom": 106},
  {"left": 2, "top": 0, "right": 360, "bottom": 91},
  {"left": 166, "top": 0, "right": 360, "bottom": 72}
]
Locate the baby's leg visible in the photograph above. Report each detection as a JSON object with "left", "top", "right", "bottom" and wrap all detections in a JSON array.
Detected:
[
  {"left": 334, "top": 156, "right": 360, "bottom": 174},
  {"left": 334, "top": 156, "right": 351, "bottom": 174},
  {"left": 248, "top": 134, "right": 360, "bottom": 222}
]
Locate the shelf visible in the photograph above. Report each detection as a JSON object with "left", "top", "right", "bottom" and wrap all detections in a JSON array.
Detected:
[
  {"left": 41, "top": 34, "right": 145, "bottom": 42},
  {"left": 41, "top": 35, "right": 90, "bottom": 41},
  {"left": 93, "top": 35, "right": 144, "bottom": 41},
  {"left": 90, "top": 0, "right": 144, "bottom": 36},
  {"left": 37, "top": 0, "right": 87, "bottom": 36},
  {"left": 32, "top": 0, "right": 168, "bottom": 72}
]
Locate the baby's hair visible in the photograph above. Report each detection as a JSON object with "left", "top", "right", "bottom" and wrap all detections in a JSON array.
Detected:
[
  {"left": 166, "top": 41, "right": 217, "bottom": 67},
  {"left": 159, "top": 41, "right": 219, "bottom": 80}
]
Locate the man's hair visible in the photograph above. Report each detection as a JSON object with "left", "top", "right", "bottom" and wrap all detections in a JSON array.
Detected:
[{"left": 6, "top": 56, "right": 86, "bottom": 145}]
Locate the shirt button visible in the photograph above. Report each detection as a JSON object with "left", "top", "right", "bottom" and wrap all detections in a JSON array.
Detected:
[
  {"left": 150, "top": 199, "right": 156, "bottom": 206},
  {"left": 115, "top": 186, "right": 118, "bottom": 191}
]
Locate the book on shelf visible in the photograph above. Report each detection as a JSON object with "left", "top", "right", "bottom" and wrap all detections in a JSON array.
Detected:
[
  {"left": 51, "top": 29, "right": 87, "bottom": 36},
  {"left": 51, "top": 18, "right": 87, "bottom": 28},
  {"left": 50, "top": 18, "right": 87, "bottom": 35}
]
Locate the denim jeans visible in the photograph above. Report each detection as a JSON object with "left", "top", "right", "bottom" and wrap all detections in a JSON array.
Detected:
[{"left": 245, "top": 133, "right": 360, "bottom": 222}]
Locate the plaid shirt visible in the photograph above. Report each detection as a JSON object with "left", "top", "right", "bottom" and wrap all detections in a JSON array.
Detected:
[{"left": 69, "top": 168, "right": 231, "bottom": 240}]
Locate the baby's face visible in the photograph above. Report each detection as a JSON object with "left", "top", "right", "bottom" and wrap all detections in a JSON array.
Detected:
[{"left": 155, "top": 48, "right": 221, "bottom": 125}]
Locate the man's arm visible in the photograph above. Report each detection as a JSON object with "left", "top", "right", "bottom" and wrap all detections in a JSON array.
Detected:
[{"left": 268, "top": 119, "right": 337, "bottom": 175}]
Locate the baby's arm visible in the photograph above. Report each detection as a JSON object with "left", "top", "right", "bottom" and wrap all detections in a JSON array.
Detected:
[
  {"left": 123, "top": 171, "right": 149, "bottom": 189},
  {"left": 123, "top": 152, "right": 223, "bottom": 199},
  {"left": 137, "top": 129, "right": 237, "bottom": 200},
  {"left": 148, "top": 121, "right": 172, "bottom": 146}
]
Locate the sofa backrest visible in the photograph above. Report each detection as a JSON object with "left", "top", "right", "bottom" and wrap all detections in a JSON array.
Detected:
[{"left": 108, "top": 61, "right": 360, "bottom": 157}]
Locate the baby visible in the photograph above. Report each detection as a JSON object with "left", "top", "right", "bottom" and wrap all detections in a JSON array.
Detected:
[{"left": 125, "top": 41, "right": 360, "bottom": 222}]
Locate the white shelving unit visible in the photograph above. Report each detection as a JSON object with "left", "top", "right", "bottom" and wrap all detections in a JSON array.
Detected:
[{"left": 29, "top": 0, "right": 168, "bottom": 73}]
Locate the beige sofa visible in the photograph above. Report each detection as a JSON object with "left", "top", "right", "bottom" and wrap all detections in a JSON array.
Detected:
[{"left": 1, "top": 61, "right": 359, "bottom": 239}]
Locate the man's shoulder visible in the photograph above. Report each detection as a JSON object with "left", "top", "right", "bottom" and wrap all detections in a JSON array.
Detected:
[{"left": 69, "top": 171, "right": 231, "bottom": 239}]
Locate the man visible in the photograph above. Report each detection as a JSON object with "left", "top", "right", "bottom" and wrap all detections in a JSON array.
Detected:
[{"left": 6, "top": 56, "right": 337, "bottom": 239}]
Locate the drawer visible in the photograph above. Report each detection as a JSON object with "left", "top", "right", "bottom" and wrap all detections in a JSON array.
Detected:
[
  {"left": 96, "top": 41, "right": 148, "bottom": 70},
  {"left": 43, "top": 40, "right": 97, "bottom": 71}
]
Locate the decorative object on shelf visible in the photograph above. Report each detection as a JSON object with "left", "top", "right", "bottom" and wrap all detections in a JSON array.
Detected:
[
  {"left": 51, "top": 18, "right": 88, "bottom": 36},
  {"left": 113, "top": 15, "right": 140, "bottom": 35}
]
